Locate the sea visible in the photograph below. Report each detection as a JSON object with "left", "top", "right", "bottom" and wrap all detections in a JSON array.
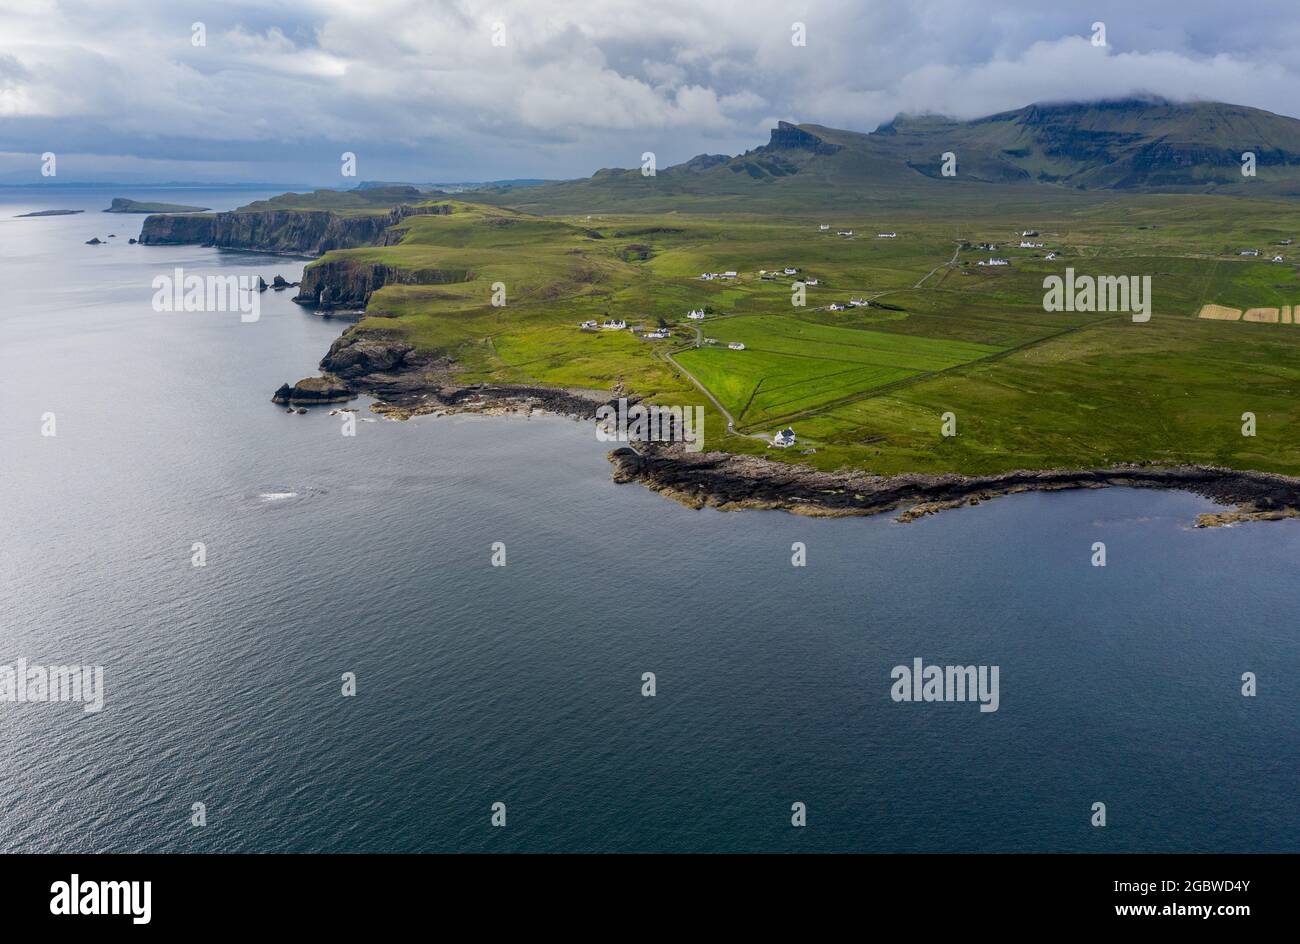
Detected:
[{"left": 0, "top": 187, "right": 1295, "bottom": 852}]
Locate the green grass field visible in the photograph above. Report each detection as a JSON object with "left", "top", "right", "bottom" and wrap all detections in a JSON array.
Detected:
[{"left": 298, "top": 189, "right": 1300, "bottom": 478}]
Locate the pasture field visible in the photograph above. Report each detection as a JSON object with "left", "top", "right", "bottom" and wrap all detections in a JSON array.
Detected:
[{"left": 309, "top": 190, "right": 1300, "bottom": 477}]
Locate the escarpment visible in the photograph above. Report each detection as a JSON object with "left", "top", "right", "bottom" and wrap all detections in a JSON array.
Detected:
[
  {"left": 293, "top": 259, "right": 472, "bottom": 310},
  {"left": 138, "top": 202, "right": 451, "bottom": 255}
]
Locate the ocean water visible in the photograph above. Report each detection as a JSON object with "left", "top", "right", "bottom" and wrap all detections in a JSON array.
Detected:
[{"left": 0, "top": 188, "right": 1296, "bottom": 853}]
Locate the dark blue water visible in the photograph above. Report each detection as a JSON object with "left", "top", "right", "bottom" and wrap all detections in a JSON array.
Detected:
[{"left": 0, "top": 189, "right": 1296, "bottom": 852}]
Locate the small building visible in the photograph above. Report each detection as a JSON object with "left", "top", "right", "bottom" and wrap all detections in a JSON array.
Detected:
[
  {"left": 978, "top": 258, "right": 1009, "bottom": 267},
  {"left": 1274, "top": 255, "right": 1286, "bottom": 263},
  {"left": 1019, "top": 241, "right": 1043, "bottom": 249},
  {"left": 1240, "top": 249, "right": 1261, "bottom": 257},
  {"left": 828, "top": 302, "right": 847, "bottom": 311},
  {"left": 818, "top": 224, "right": 830, "bottom": 231},
  {"left": 849, "top": 298, "right": 870, "bottom": 307},
  {"left": 703, "top": 337, "right": 718, "bottom": 345},
  {"left": 721, "top": 271, "right": 737, "bottom": 279},
  {"left": 877, "top": 232, "right": 897, "bottom": 238},
  {"left": 837, "top": 230, "right": 854, "bottom": 237},
  {"left": 1045, "top": 252, "right": 1058, "bottom": 261},
  {"left": 1022, "top": 230, "right": 1039, "bottom": 237},
  {"left": 687, "top": 309, "right": 706, "bottom": 320},
  {"left": 579, "top": 319, "right": 598, "bottom": 329},
  {"left": 977, "top": 242, "right": 997, "bottom": 251},
  {"left": 645, "top": 329, "right": 669, "bottom": 339},
  {"left": 601, "top": 319, "right": 627, "bottom": 329},
  {"left": 771, "top": 427, "right": 796, "bottom": 448},
  {"left": 804, "top": 278, "right": 819, "bottom": 286},
  {"left": 727, "top": 342, "right": 745, "bottom": 351},
  {"left": 783, "top": 267, "right": 798, "bottom": 275}
]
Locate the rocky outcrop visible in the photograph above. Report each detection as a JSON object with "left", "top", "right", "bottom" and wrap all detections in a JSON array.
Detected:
[
  {"left": 294, "top": 259, "right": 471, "bottom": 310},
  {"left": 271, "top": 375, "right": 355, "bottom": 405},
  {"left": 138, "top": 202, "right": 452, "bottom": 255},
  {"left": 765, "top": 121, "right": 842, "bottom": 155},
  {"left": 319, "top": 331, "right": 418, "bottom": 379},
  {"left": 607, "top": 446, "right": 1300, "bottom": 522}
]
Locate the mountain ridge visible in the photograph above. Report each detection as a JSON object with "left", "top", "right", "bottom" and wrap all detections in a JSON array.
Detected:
[{"left": 470, "top": 97, "right": 1300, "bottom": 213}]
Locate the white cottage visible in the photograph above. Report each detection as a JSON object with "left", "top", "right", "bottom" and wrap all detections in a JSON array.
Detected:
[
  {"left": 728, "top": 342, "right": 745, "bottom": 351},
  {"left": 771, "top": 427, "right": 796, "bottom": 448}
]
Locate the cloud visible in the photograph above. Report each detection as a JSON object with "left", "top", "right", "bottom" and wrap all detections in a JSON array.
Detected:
[{"left": 2, "top": 0, "right": 1300, "bottom": 182}]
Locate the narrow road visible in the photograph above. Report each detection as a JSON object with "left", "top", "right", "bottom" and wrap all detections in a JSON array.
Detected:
[
  {"left": 912, "top": 240, "right": 963, "bottom": 289},
  {"left": 665, "top": 331, "right": 771, "bottom": 441}
]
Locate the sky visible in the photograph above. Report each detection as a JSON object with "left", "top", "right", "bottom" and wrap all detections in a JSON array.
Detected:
[{"left": 3, "top": 0, "right": 1300, "bottom": 185}]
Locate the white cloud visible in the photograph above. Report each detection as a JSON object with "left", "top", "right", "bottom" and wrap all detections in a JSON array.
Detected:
[{"left": 2, "top": 0, "right": 1299, "bottom": 181}]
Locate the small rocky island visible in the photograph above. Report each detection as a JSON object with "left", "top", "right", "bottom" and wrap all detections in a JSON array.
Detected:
[
  {"left": 105, "top": 197, "right": 209, "bottom": 214},
  {"left": 271, "top": 376, "right": 355, "bottom": 406},
  {"left": 17, "top": 209, "right": 84, "bottom": 217}
]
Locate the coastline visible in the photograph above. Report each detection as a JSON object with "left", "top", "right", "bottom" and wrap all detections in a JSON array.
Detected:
[{"left": 288, "top": 332, "right": 1300, "bottom": 528}]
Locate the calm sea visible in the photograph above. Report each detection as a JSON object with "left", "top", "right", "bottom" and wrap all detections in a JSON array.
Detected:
[{"left": 0, "top": 188, "right": 1295, "bottom": 852}]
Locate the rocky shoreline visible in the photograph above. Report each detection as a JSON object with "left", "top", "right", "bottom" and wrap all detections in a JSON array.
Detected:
[
  {"left": 606, "top": 445, "right": 1300, "bottom": 527},
  {"left": 272, "top": 327, "right": 1300, "bottom": 526}
]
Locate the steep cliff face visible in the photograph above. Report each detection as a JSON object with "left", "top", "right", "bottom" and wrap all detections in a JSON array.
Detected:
[
  {"left": 294, "top": 258, "right": 472, "bottom": 310},
  {"left": 138, "top": 213, "right": 216, "bottom": 245},
  {"left": 138, "top": 202, "right": 451, "bottom": 255}
]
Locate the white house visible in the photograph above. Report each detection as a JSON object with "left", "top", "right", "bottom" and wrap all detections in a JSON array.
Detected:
[
  {"left": 728, "top": 342, "right": 745, "bottom": 351},
  {"left": 849, "top": 298, "right": 870, "bottom": 307},
  {"left": 828, "top": 302, "right": 847, "bottom": 311},
  {"left": 877, "top": 232, "right": 897, "bottom": 238},
  {"left": 804, "top": 278, "right": 819, "bottom": 286},
  {"left": 722, "top": 271, "right": 737, "bottom": 279},
  {"left": 601, "top": 319, "right": 627, "bottom": 329},
  {"left": 700, "top": 272, "right": 716, "bottom": 280},
  {"left": 837, "top": 230, "right": 854, "bottom": 237},
  {"left": 771, "top": 427, "right": 796, "bottom": 448},
  {"left": 645, "top": 329, "right": 669, "bottom": 339},
  {"left": 1045, "top": 252, "right": 1058, "bottom": 261},
  {"left": 687, "top": 309, "right": 706, "bottom": 320},
  {"left": 818, "top": 224, "right": 830, "bottom": 231},
  {"left": 1240, "top": 249, "right": 1261, "bottom": 257},
  {"left": 1274, "top": 255, "right": 1286, "bottom": 263},
  {"left": 1019, "top": 241, "right": 1044, "bottom": 249},
  {"left": 703, "top": 337, "right": 718, "bottom": 345},
  {"left": 579, "top": 319, "right": 598, "bottom": 329},
  {"left": 1022, "top": 230, "right": 1039, "bottom": 237},
  {"left": 978, "top": 258, "right": 1010, "bottom": 267},
  {"left": 783, "top": 267, "right": 798, "bottom": 275}
]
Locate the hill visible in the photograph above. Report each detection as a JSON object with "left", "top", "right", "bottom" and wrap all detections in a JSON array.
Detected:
[{"left": 471, "top": 98, "right": 1300, "bottom": 214}]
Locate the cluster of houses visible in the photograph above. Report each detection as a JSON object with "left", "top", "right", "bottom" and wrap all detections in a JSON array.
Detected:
[
  {"left": 1240, "top": 248, "right": 1287, "bottom": 262},
  {"left": 828, "top": 298, "right": 871, "bottom": 311},
  {"left": 699, "top": 271, "right": 737, "bottom": 281},
  {"left": 977, "top": 258, "right": 1010, "bottom": 267},
  {"left": 578, "top": 318, "right": 629, "bottom": 330}
]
